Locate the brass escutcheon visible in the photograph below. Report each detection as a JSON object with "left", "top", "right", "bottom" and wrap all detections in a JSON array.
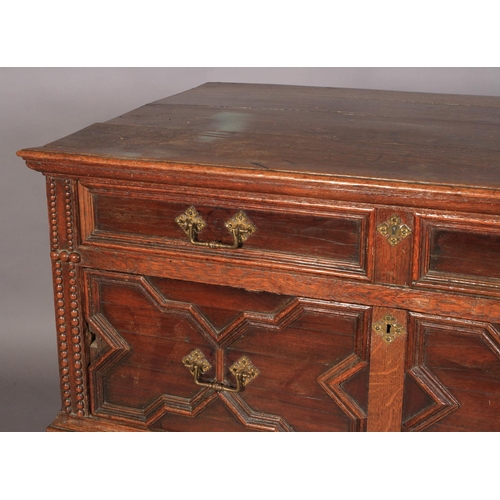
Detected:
[
  {"left": 182, "top": 348, "right": 259, "bottom": 393},
  {"left": 175, "top": 206, "right": 256, "bottom": 249},
  {"left": 372, "top": 314, "right": 407, "bottom": 343},
  {"left": 377, "top": 215, "right": 411, "bottom": 246}
]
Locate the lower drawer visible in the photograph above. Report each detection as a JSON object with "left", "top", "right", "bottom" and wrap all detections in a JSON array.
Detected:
[
  {"left": 84, "top": 269, "right": 371, "bottom": 431},
  {"left": 80, "top": 267, "right": 500, "bottom": 431}
]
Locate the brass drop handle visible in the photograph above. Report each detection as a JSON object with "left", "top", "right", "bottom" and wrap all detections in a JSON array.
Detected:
[
  {"left": 182, "top": 349, "right": 259, "bottom": 393},
  {"left": 175, "top": 206, "right": 256, "bottom": 249}
]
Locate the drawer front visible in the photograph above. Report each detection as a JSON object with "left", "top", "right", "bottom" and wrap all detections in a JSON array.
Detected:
[
  {"left": 403, "top": 313, "right": 500, "bottom": 431},
  {"left": 79, "top": 183, "right": 373, "bottom": 279},
  {"left": 84, "top": 269, "right": 371, "bottom": 431},
  {"left": 413, "top": 213, "right": 500, "bottom": 296}
]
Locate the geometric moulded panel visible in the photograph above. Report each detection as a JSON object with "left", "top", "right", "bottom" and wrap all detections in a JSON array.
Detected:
[
  {"left": 414, "top": 214, "right": 500, "bottom": 297},
  {"left": 84, "top": 269, "right": 371, "bottom": 431},
  {"left": 89, "top": 188, "right": 372, "bottom": 279},
  {"left": 403, "top": 313, "right": 500, "bottom": 431}
]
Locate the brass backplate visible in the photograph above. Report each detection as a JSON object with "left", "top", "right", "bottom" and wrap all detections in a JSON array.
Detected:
[
  {"left": 377, "top": 215, "right": 411, "bottom": 246},
  {"left": 182, "top": 348, "right": 212, "bottom": 375},
  {"left": 176, "top": 206, "right": 256, "bottom": 248},
  {"left": 229, "top": 356, "right": 260, "bottom": 386},
  {"left": 372, "top": 314, "right": 407, "bottom": 343},
  {"left": 175, "top": 206, "right": 207, "bottom": 236},
  {"left": 225, "top": 211, "right": 257, "bottom": 243}
]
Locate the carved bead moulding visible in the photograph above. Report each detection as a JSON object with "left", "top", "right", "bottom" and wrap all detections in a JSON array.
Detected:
[{"left": 48, "top": 177, "right": 86, "bottom": 418}]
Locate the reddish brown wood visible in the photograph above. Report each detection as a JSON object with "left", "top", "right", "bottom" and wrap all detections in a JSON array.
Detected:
[
  {"left": 373, "top": 208, "right": 414, "bottom": 286},
  {"left": 80, "top": 179, "right": 373, "bottom": 280},
  {"left": 151, "top": 82, "right": 500, "bottom": 109},
  {"left": 21, "top": 155, "right": 500, "bottom": 215},
  {"left": 84, "top": 270, "right": 369, "bottom": 431},
  {"left": 48, "top": 412, "right": 148, "bottom": 432},
  {"left": 19, "top": 121, "right": 500, "bottom": 188},
  {"left": 92, "top": 192, "right": 365, "bottom": 267},
  {"left": 45, "top": 177, "right": 88, "bottom": 419},
  {"left": 17, "top": 83, "right": 500, "bottom": 432},
  {"left": 78, "top": 244, "right": 500, "bottom": 323},
  {"left": 18, "top": 83, "right": 500, "bottom": 188},
  {"left": 77, "top": 183, "right": 94, "bottom": 243},
  {"left": 367, "top": 307, "right": 407, "bottom": 432},
  {"left": 402, "top": 314, "right": 500, "bottom": 431},
  {"left": 413, "top": 212, "right": 500, "bottom": 297},
  {"left": 107, "top": 102, "right": 500, "bottom": 149}
]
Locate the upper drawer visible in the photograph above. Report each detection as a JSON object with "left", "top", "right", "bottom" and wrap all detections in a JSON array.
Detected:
[
  {"left": 78, "top": 182, "right": 374, "bottom": 280},
  {"left": 413, "top": 213, "right": 500, "bottom": 297}
]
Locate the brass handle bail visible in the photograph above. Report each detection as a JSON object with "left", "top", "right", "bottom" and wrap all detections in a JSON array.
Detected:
[
  {"left": 182, "top": 349, "right": 259, "bottom": 393},
  {"left": 176, "top": 206, "right": 256, "bottom": 249}
]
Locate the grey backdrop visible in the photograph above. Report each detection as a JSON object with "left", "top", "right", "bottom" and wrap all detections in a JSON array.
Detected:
[{"left": 2, "top": 67, "right": 500, "bottom": 431}]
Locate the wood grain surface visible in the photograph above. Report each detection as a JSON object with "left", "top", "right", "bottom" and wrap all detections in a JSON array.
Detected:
[
  {"left": 17, "top": 83, "right": 500, "bottom": 432},
  {"left": 367, "top": 307, "right": 407, "bottom": 432},
  {"left": 17, "top": 83, "right": 500, "bottom": 189}
]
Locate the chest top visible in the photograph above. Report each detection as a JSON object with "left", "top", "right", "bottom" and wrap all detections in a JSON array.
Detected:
[
  {"left": 17, "top": 82, "right": 500, "bottom": 187},
  {"left": 17, "top": 82, "right": 500, "bottom": 222}
]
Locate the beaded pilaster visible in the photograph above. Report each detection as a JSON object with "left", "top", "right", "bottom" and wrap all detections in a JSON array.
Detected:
[{"left": 47, "top": 177, "right": 87, "bottom": 417}]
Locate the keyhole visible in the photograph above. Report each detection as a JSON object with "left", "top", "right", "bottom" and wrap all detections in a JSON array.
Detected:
[{"left": 386, "top": 323, "right": 392, "bottom": 334}]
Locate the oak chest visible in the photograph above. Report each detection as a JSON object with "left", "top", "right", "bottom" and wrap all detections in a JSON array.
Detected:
[{"left": 18, "top": 82, "right": 500, "bottom": 431}]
